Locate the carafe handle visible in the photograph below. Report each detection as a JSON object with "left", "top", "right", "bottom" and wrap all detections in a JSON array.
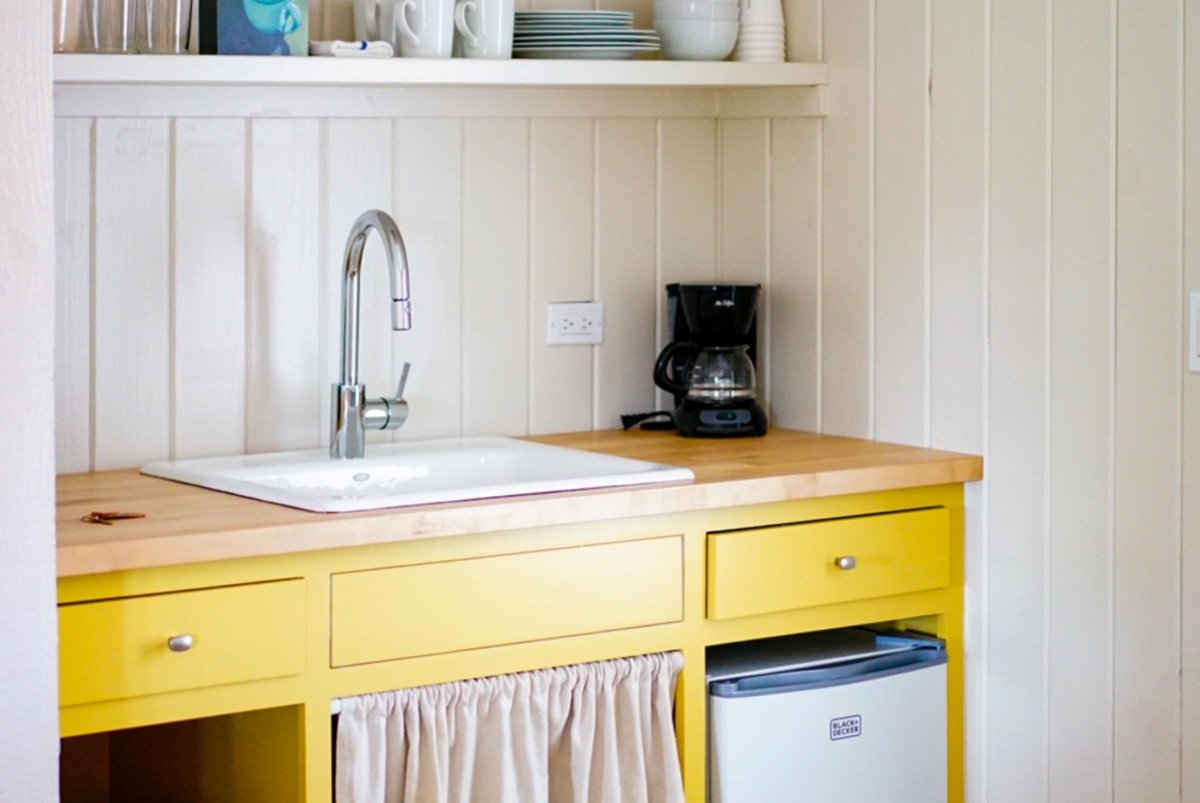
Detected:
[{"left": 653, "top": 341, "right": 698, "bottom": 398}]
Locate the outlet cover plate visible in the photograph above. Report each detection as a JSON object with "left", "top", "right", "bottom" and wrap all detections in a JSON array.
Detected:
[
  {"left": 547, "top": 302, "right": 604, "bottom": 346},
  {"left": 1191, "top": 292, "right": 1200, "bottom": 372}
]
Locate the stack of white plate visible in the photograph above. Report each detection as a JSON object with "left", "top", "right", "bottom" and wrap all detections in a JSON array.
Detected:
[
  {"left": 732, "top": 0, "right": 784, "bottom": 62},
  {"left": 513, "top": 10, "right": 661, "bottom": 59}
]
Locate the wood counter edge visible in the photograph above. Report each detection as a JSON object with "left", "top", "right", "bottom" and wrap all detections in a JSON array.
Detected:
[{"left": 56, "top": 430, "right": 984, "bottom": 577}]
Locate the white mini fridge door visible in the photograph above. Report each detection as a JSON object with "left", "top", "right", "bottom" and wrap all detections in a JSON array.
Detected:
[{"left": 709, "top": 649, "right": 947, "bottom": 803}]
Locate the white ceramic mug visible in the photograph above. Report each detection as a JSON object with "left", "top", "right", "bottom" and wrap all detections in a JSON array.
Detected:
[
  {"left": 395, "top": 0, "right": 456, "bottom": 57},
  {"left": 453, "top": 0, "right": 514, "bottom": 59},
  {"left": 354, "top": 0, "right": 401, "bottom": 51}
]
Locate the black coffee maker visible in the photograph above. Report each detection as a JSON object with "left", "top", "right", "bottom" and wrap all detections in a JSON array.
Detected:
[{"left": 653, "top": 283, "right": 768, "bottom": 437}]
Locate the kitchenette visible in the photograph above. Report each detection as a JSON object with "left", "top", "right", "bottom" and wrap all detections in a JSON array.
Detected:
[{"left": 11, "top": 0, "right": 1194, "bottom": 801}]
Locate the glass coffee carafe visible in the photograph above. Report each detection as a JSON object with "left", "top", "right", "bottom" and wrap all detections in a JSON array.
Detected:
[{"left": 655, "top": 344, "right": 757, "bottom": 403}]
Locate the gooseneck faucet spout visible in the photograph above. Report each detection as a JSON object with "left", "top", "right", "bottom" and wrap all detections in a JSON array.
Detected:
[{"left": 330, "top": 209, "right": 412, "bottom": 459}]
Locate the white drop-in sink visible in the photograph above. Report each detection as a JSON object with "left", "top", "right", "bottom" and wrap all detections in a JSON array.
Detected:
[{"left": 141, "top": 436, "right": 694, "bottom": 513}]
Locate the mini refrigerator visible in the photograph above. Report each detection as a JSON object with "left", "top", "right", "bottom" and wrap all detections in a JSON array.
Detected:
[{"left": 707, "top": 628, "right": 947, "bottom": 803}]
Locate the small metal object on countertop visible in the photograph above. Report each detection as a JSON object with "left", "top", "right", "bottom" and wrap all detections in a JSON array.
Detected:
[{"left": 81, "top": 511, "right": 146, "bottom": 526}]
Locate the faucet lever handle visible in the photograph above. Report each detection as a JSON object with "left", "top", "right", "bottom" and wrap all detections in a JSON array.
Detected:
[
  {"left": 363, "top": 363, "right": 411, "bottom": 433},
  {"left": 393, "top": 362, "right": 411, "bottom": 402}
]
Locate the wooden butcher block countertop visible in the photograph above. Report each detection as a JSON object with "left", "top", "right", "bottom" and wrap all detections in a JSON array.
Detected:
[{"left": 56, "top": 429, "right": 983, "bottom": 577}]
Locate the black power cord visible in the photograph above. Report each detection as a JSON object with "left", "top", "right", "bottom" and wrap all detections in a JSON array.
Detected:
[{"left": 620, "top": 411, "right": 677, "bottom": 432}]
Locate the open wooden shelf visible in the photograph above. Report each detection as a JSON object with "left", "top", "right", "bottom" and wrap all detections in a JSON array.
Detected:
[{"left": 53, "top": 53, "right": 827, "bottom": 90}]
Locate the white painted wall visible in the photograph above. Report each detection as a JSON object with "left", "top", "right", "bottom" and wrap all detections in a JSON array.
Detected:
[
  {"left": 1, "top": 2, "right": 61, "bottom": 801},
  {"left": 819, "top": 1, "right": 1196, "bottom": 801}
]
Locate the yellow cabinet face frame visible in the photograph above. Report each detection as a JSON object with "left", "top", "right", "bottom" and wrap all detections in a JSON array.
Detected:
[{"left": 57, "top": 483, "right": 966, "bottom": 803}]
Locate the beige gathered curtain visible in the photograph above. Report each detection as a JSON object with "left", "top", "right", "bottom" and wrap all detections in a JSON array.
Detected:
[{"left": 336, "top": 651, "right": 686, "bottom": 803}]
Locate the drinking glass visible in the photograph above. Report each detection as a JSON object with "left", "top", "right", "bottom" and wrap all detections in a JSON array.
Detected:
[
  {"left": 138, "top": 0, "right": 194, "bottom": 53},
  {"left": 54, "top": 0, "right": 75, "bottom": 52},
  {"left": 80, "top": 0, "right": 137, "bottom": 53}
]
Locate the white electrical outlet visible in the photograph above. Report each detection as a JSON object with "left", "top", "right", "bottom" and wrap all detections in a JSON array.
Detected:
[
  {"left": 547, "top": 302, "right": 604, "bottom": 345},
  {"left": 1191, "top": 292, "right": 1200, "bottom": 373}
]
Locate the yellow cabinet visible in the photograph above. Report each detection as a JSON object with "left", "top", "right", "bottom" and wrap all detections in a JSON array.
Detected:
[
  {"left": 59, "top": 579, "right": 306, "bottom": 707},
  {"left": 331, "top": 536, "right": 683, "bottom": 666},
  {"left": 56, "top": 466, "right": 973, "bottom": 803},
  {"left": 706, "top": 507, "right": 951, "bottom": 620}
]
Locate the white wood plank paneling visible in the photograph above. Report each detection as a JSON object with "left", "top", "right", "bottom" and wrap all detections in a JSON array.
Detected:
[
  {"left": 719, "top": 118, "right": 771, "bottom": 401},
  {"left": 657, "top": 118, "right": 717, "bottom": 409},
  {"left": 173, "top": 118, "right": 248, "bottom": 459},
  {"left": 322, "top": 119, "right": 395, "bottom": 446},
  {"left": 246, "top": 119, "right": 322, "bottom": 453},
  {"left": 821, "top": 0, "right": 872, "bottom": 438},
  {"left": 872, "top": 0, "right": 928, "bottom": 447},
  {"left": 929, "top": 0, "right": 986, "bottom": 456},
  {"left": 1113, "top": 0, "right": 1183, "bottom": 798},
  {"left": 392, "top": 119, "right": 465, "bottom": 441},
  {"left": 594, "top": 119, "right": 658, "bottom": 428},
  {"left": 529, "top": 118, "right": 594, "bottom": 435},
  {"left": 768, "top": 117, "right": 820, "bottom": 432},
  {"left": 1183, "top": 3, "right": 1200, "bottom": 798},
  {"left": 92, "top": 118, "right": 171, "bottom": 470},
  {"left": 987, "top": 1, "right": 1050, "bottom": 800},
  {"left": 719, "top": 118, "right": 770, "bottom": 287},
  {"left": 782, "top": 0, "right": 820, "bottom": 63},
  {"left": 1047, "top": 1, "right": 1116, "bottom": 799},
  {"left": 659, "top": 118, "right": 718, "bottom": 289},
  {"left": 54, "top": 118, "right": 93, "bottom": 473},
  {"left": 768, "top": 0, "right": 821, "bottom": 432},
  {"left": 461, "top": 118, "right": 530, "bottom": 436},
  {"left": 927, "top": 5, "right": 989, "bottom": 796}
]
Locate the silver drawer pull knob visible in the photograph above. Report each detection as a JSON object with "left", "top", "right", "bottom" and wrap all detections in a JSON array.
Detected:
[
  {"left": 834, "top": 556, "right": 857, "bottom": 571},
  {"left": 167, "top": 634, "right": 194, "bottom": 653}
]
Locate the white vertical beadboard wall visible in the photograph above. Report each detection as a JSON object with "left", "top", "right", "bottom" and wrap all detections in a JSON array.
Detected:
[
  {"left": 55, "top": 105, "right": 818, "bottom": 463},
  {"left": 51, "top": 1, "right": 1200, "bottom": 801},
  {"left": 987, "top": 1, "right": 1052, "bottom": 800},
  {"left": 818, "top": 0, "right": 1193, "bottom": 801},
  {"left": 1047, "top": 1, "right": 1115, "bottom": 800}
]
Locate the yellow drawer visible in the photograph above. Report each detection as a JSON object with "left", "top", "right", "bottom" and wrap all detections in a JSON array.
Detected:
[
  {"left": 707, "top": 507, "right": 950, "bottom": 620},
  {"left": 59, "top": 579, "right": 306, "bottom": 707},
  {"left": 331, "top": 536, "right": 683, "bottom": 667}
]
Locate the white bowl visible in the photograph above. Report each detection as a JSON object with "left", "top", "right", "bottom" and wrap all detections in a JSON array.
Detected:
[
  {"left": 654, "top": 1, "right": 739, "bottom": 21},
  {"left": 654, "top": 19, "right": 738, "bottom": 59}
]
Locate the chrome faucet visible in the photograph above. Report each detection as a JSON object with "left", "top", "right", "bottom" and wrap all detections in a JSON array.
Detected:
[{"left": 330, "top": 209, "right": 412, "bottom": 459}]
